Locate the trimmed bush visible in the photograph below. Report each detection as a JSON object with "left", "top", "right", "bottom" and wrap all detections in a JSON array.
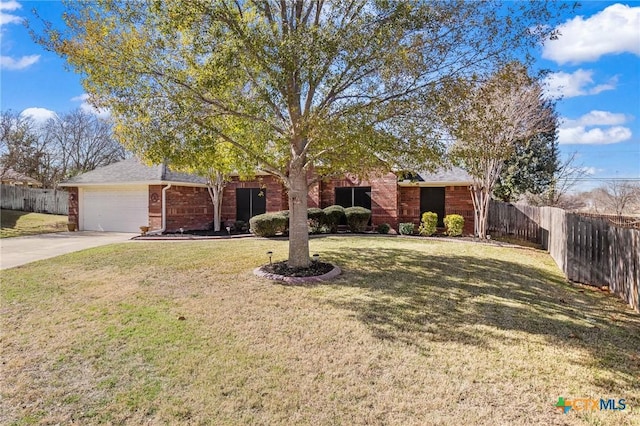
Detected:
[
  {"left": 377, "top": 223, "right": 391, "bottom": 234},
  {"left": 399, "top": 222, "right": 415, "bottom": 235},
  {"left": 323, "top": 205, "right": 345, "bottom": 233},
  {"left": 307, "top": 208, "right": 325, "bottom": 224},
  {"left": 249, "top": 213, "right": 288, "bottom": 237},
  {"left": 418, "top": 211, "right": 438, "bottom": 236},
  {"left": 307, "top": 207, "right": 326, "bottom": 234},
  {"left": 444, "top": 214, "right": 465, "bottom": 236},
  {"left": 344, "top": 206, "right": 371, "bottom": 233}
]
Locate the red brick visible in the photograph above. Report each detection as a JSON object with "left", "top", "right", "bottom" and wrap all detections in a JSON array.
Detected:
[
  {"left": 67, "top": 187, "right": 79, "bottom": 226},
  {"left": 164, "top": 186, "right": 213, "bottom": 232}
]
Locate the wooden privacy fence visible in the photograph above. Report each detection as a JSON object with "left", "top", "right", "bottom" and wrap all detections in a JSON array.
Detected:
[
  {"left": 488, "top": 201, "right": 639, "bottom": 312},
  {"left": 1, "top": 184, "right": 68, "bottom": 215}
]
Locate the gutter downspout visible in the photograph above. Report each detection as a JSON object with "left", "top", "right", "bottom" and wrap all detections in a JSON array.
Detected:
[{"left": 149, "top": 183, "right": 171, "bottom": 235}]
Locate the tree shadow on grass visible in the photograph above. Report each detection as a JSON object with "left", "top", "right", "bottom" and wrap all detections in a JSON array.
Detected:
[
  {"left": 314, "top": 245, "right": 640, "bottom": 393},
  {"left": 0, "top": 209, "right": 26, "bottom": 229}
]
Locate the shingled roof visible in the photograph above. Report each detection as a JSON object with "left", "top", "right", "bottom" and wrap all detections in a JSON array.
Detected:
[
  {"left": 58, "top": 158, "right": 208, "bottom": 187},
  {"left": 398, "top": 166, "right": 473, "bottom": 186}
]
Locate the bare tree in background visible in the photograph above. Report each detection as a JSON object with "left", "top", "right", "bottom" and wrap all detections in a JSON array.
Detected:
[
  {"left": 442, "top": 63, "right": 557, "bottom": 238},
  {"left": 47, "top": 109, "right": 126, "bottom": 179},
  {"left": 0, "top": 109, "right": 125, "bottom": 187},
  {"left": 526, "top": 151, "right": 586, "bottom": 208},
  {"left": 0, "top": 110, "right": 57, "bottom": 186},
  {"left": 601, "top": 180, "right": 640, "bottom": 215}
]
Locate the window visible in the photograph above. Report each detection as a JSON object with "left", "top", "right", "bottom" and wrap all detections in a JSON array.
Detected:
[
  {"left": 335, "top": 187, "right": 372, "bottom": 225},
  {"left": 335, "top": 187, "right": 372, "bottom": 209},
  {"left": 236, "top": 188, "right": 266, "bottom": 223}
]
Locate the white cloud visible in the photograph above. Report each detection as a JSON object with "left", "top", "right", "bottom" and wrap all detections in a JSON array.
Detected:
[
  {"left": 580, "top": 167, "right": 605, "bottom": 176},
  {"left": 0, "top": 0, "right": 21, "bottom": 10},
  {"left": 558, "top": 126, "right": 632, "bottom": 145},
  {"left": 543, "top": 4, "right": 640, "bottom": 65},
  {"left": 543, "top": 69, "right": 617, "bottom": 99},
  {"left": 562, "top": 110, "right": 629, "bottom": 127},
  {"left": 0, "top": 54, "right": 40, "bottom": 70},
  {"left": 558, "top": 110, "right": 633, "bottom": 145},
  {"left": 20, "top": 107, "right": 56, "bottom": 123},
  {"left": 0, "top": 0, "right": 22, "bottom": 27},
  {"left": 71, "top": 93, "right": 111, "bottom": 119}
]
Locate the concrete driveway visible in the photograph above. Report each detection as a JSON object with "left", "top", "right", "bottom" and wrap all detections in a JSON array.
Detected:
[{"left": 0, "top": 231, "right": 137, "bottom": 270}]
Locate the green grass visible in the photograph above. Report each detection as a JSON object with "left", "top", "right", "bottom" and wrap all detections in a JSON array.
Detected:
[
  {"left": 1, "top": 236, "right": 638, "bottom": 425},
  {"left": 0, "top": 209, "right": 68, "bottom": 238}
]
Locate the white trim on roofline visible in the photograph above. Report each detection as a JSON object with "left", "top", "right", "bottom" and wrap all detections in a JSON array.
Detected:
[
  {"left": 397, "top": 180, "right": 473, "bottom": 187},
  {"left": 58, "top": 180, "right": 209, "bottom": 188}
]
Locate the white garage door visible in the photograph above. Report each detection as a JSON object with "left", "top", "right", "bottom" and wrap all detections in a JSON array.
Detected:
[{"left": 81, "top": 186, "right": 148, "bottom": 232}]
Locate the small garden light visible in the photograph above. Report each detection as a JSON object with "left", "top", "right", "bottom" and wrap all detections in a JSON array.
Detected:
[
  {"left": 267, "top": 251, "right": 273, "bottom": 265},
  {"left": 312, "top": 253, "right": 320, "bottom": 263},
  {"left": 179, "top": 227, "right": 184, "bottom": 236},
  {"left": 226, "top": 226, "right": 231, "bottom": 235}
]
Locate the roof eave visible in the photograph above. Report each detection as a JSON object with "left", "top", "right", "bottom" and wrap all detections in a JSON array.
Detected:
[
  {"left": 397, "top": 181, "right": 473, "bottom": 187},
  {"left": 58, "top": 180, "right": 208, "bottom": 188}
]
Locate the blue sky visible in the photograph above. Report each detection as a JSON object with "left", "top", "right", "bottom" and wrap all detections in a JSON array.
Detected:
[{"left": 1, "top": 0, "right": 639, "bottom": 191}]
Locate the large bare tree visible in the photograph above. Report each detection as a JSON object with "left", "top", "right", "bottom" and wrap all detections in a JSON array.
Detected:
[
  {"left": 442, "top": 63, "right": 557, "bottom": 238},
  {"left": 48, "top": 109, "right": 126, "bottom": 179},
  {"left": 601, "top": 180, "right": 640, "bottom": 215}
]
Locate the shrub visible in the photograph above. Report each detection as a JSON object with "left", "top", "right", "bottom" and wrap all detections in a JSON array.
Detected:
[
  {"left": 377, "top": 223, "right": 391, "bottom": 234},
  {"left": 307, "top": 207, "right": 326, "bottom": 224},
  {"left": 418, "top": 211, "right": 438, "bottom": 236},
  {"left": 323, "top": 205, "right": 345, "bottom": 233},
  {"left": 308, "top": 207, "right": 326, "bottom": 234},
  {"left": 444, "top": 214, "right": 465, "bottom": 236},
  {"left": 399, "top": 222, "right": 415, "bottom": 235},
  {"left": 234, "top": 220, "right": 247, "bottom": 232},
  {"left": 249, "top": 213, "right": 288, "bottom": 237},
  {"left": 344, "top": 206, "right": 371, "bottom": 233}
]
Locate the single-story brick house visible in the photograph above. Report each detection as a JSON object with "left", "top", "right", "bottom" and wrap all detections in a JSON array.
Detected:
[{"left": 59, "top": 158, "right": 475, "bottom": 234}]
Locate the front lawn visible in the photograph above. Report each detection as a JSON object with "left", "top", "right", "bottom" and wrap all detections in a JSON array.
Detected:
[
  {"left": 1, "top": 237, "right": 638, "bottom": 425},
  {"left": 0, "top": 209, "right": 68, "bottom": 238}
]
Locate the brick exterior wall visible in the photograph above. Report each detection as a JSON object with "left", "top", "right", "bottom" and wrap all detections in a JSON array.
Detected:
[
  {"left": 398, "top": 186, "right": 420, "bottom": 226},
  {"left": 165, "top": 186, "right": 213, "bottom": 232},
  {"left": 149, "top": 185, "right": 163, "bottom": 231},
  {"left": 221, "top": 175, "right": 287, "bottom": 222},
  {"left": 67, "top": 187, "right": 79, "bottom": 226},
  {"left": 445, "top": 185, "right": 475, "bottom": 235},
  {"left": 307, "top": 181, "right": 320, "bottom": 208},
  {"left": 399, "top": 185, "right": 475, "bottom": 235}
]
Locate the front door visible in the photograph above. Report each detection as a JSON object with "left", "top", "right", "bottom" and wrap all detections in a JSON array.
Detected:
[
  {"left": 236, "top": 188, "right": 266, "bottom": 223},
  {"left": 420, "top": 187, "right": 445, "bottom": 227}
]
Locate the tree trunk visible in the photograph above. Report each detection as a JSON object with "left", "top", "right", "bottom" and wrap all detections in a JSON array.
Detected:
[
  {"left": 471, "top": 185, "right": 490, "bottom": 239},
  {"left": 207, "top": 171, "right": 225, "bottom": 232},
  {"left": 287, "top": 164, "right": 310, "bottom": 268}
]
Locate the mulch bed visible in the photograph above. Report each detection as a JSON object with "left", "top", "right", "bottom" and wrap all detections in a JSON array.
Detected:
[{"left": 261, "top": 261, "right": 334, "bottom": 277}]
